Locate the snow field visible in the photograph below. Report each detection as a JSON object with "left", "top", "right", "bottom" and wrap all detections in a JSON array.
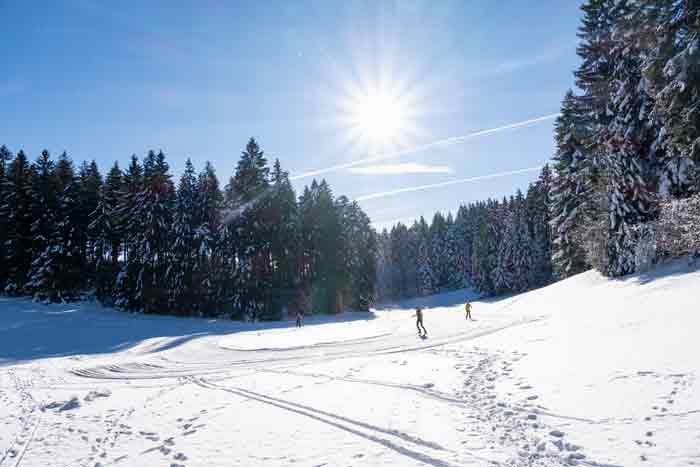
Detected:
[{"left": 1, "top": 259, "right": 699, "bottom": 466}]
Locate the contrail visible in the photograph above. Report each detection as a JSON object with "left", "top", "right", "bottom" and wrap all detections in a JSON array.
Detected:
[
  {"left": 355, "top": 165, "right": 544, "bottom": 201},
  {"left": 290, "top": 113, "right": 559, "bottom": 180}
]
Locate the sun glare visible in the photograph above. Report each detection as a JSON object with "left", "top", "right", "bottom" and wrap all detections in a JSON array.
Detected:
[{"left": 351, "top": 92, "right": 407, "bottom": 145}]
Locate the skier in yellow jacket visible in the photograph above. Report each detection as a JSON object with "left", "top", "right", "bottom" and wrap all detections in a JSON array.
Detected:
[{"left": 465, "top": 302, "right": 473, "bottom": 321}]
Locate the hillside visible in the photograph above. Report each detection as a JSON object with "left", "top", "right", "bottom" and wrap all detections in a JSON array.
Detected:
[{"left": 1, "top": 259, "right": 698, "bottom": 466}]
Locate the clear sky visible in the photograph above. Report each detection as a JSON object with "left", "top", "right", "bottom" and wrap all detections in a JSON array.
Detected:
[{"left": 2, "top": 1, "right": 583, "bottom": 229}]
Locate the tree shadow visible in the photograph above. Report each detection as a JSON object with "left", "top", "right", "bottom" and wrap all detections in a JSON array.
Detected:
[
  {"left": 0, "top": 297, "right": 376, "bottom": 366},
  {"left": 626, "top": 256, "right": 699, "bottom": 286},
  {"left": 373, "top": 287, "right": 522, "bottom": 312}
]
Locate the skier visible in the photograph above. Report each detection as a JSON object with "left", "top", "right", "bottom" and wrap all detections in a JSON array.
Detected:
[
  {"left": 465, "top": 301, "right": 473, "bottom": 321},
  {"left": 295, "top": 309, "right": 304, "bottom": 328},
  {"left": 415, "top": 307, "right": 427, "bottom": 336}
]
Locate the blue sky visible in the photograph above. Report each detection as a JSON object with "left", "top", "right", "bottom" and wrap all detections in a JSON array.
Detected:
[{"left": 2, "top": 1, "right": 582, "bottom": 229}]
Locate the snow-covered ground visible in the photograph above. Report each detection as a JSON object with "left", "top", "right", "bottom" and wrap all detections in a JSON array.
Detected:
[{"left": 1, "top": 259, "right": 699, "bottom": 467}]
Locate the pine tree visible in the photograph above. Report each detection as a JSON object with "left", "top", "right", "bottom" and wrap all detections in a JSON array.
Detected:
[
  {"left": 311, "top": 180, "right": 343, "bottom": 313},
  {"left": 53, "top": 156, "right": 88, "bottom": 298},
  {"left": 511, "top": 191, "right": 534, "bottom": 292},
  {"left": 451, "top": 204, "right": 478, "bottom": 287},
  {"left": 527, "top": 165, "right": 554, "bottom": 287},
  {"left": 643, "top": 0, "right": 700, "bottom": 197},
  {"left": 0, "top": 145, "right": 14, "bottom": 289},
  {"left": 225, "top": 138, "right": 270, "bottom": 206},
  {"left": 89, "top": 162, "right": 122, "bottom": 303},
  {"left": 389, "top": 222, "right": 415, "bottom": 299},
  {"left": 337, "top": 198, "right": 376, "bottom": 310},
  {"left": 1, "top": 150, "right": 33, "bottom": 293},
  {"left": 600, "top": 2, "right": 660, "bottom": 276},
  {"left": 415, "top": 217, "right": 435, "bottom": 296},
  {"left": 78, "top": 160, "right": 103, "bottom": 280},
  {"left": 115, "top": 155, "right": 144, "bottom": 310},
  {"left": 575, "top": 0, "right": 622, "bottom": 123},
  {"left": 375, "top": 229, "right": 393, "bottom": 301},
  {"left": 604, "top": 152, "right": 657, "bottom": 276},
  {"left": 223, "top": 139, "right": 273, "bottom": 320},
  {"left": 167, "top": 158, "right": 198, "bottom": 315},
  {"left": 267, "top": 159, "right": 300, "bottom": 317},
  {"left": 194, "top": 161, "right": 223, "bottom": 316},
  {"left": 471, "top": 203, "right": 499, "bottom": 295},
  {"left": 429, "top": 212, "right": 450, "bottom": 289},
  {"left": 133, "top": 150, "right": 175, "bottom": 313},
  {"left": 550, "top": 91, "right": 594, "bottom": 278},
  {"left": 25, "top": 150, "right": 61, "bottom": 298}
]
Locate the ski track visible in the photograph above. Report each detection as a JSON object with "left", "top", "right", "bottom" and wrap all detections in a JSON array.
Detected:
[
  {"left": 68, "top": 316, "right": 541, "bottom": 381},
  {"left": 3, "top": 297, "right": 609, "bottom": 466},
  {"left": 258, "top": 368, "right": 470, "bottom": 406},
  {"left": 190, "top": 376, "right": 481, "bottom": 467},
  {"left": 60, "top": 313, "right": 599, "bottom": 466},
  {"left": 0, "top": 369, "right": 43, "bottom": 467}
]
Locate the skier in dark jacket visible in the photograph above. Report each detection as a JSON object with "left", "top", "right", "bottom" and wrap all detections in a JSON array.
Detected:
[
  {"left": 415, "top": 307, "right": 427, "bottom": 336},
  {"left": 296, "top": 310, "right": 304, "bottom": 328}
]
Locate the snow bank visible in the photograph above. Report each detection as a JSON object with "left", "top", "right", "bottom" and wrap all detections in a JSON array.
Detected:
[{"left": 474, "top": 258, "right": 700, "bottom": 466}]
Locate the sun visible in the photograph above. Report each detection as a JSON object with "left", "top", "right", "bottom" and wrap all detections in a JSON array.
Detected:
[
  {"left": 350, "top": 91, "right": 407, "bottom": 146},
  {"left": 334, "top": 79, "right": 423, "bottom": 154}
]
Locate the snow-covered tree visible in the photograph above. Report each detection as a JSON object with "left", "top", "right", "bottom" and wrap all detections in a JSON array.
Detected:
[
  {"left": 89, "top": 163, "right": 123, "bottom": 303},
  {"left": 193, "top": 161, "right": 223, "bottom": 316},
  {"left": 0, "top": 145, "right": 14, "bottom": 290},
  {"left": 167, "top": 159, "right": 198, "bottom": 315},
  {"left": 643, "top": 0, "right": 700, "bottom": 197},
  {"left": 550, "top": 91, "right": 594, "bottom": 279},
  {"left": 114, "top": 155, "right": 144, "bottom": 310},
  {"left": 1, "top": 150, "right": 33, "bottom": 294}
]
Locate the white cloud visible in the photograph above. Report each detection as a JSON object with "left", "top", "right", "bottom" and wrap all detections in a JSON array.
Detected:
[{"left": 348, "top": 163, "right": 453, "bottom": 175}]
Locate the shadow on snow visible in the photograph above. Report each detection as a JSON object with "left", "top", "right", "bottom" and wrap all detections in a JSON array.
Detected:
[{"left": 0, "top": 297, "right": 375, "bottom": 365}]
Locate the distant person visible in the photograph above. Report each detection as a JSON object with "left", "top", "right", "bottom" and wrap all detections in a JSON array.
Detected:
[
  {"left": 465, "top": 302, "right": 473, "bottom": 321},
  {"left": 296, "top": 310, "right": 304, "bottom": 328},
  {"left": 415, "top": 307, "right": 427, "bottom": 336}
]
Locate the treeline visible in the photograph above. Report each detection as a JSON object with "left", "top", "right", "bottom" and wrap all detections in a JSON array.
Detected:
[
  {"left": 0, "top": 139, "right": 377, "bottom": 319},
  {"left": 379, "top": 0, "right": 700, "bottom": 299},
  {"left": 550, "top": 0, "right": 700, "bottom": 278},
  {"left": 376, "top": 166, "right": 553, "bottom": 299}
]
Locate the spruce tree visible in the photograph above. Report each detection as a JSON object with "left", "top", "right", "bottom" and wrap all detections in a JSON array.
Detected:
[
  {"left": 133, "top": 150, "right": 175, "bottom": 313},
  {"left": 89, "top": 163, "right": 122, "bottom": 303},
  {"left": 167, "top": 158, "right": 198, "bottom": 315},
  {"left": 527, "top": 165, "right": 554, "bottom": 287},
  {"left": 25, "top": 150, "right": 60, "bottom": 298},
  {"left": 0, "top": 145, "right": 14, "bottom": 289},
  {"left": 224, "top": 139, "right": 273, "bottom": 320},
  {"left": 644, "top": 0, "right": 700, "bottom": 197},
  {"left": 550, "top": 91, "right": 594, "bottom": 278},
  {"left": 114, "top": 156, "right": 144, "bottom": 309},
  {"left": 1, "top": 150, "right": 33, "bottom": 293},
  {"left": 268, "top": 159, "right": 300, "bottom": 317},
  {"left": 194, "top": 161, "right": 223, "bottom": 316},
  {"left": 415, "top": 217, "right": 435, "bottom": 296}
]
